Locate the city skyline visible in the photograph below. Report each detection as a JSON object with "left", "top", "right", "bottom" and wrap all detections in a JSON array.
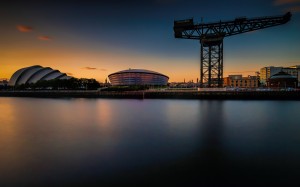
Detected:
[{"left": 1, "top": 0, "right": 300, "bottom": 82}]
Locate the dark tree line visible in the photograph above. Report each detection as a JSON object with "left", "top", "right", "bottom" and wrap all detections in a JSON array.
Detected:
[{"left": 15, "top": 78, "right": 101, "bottom": 90}]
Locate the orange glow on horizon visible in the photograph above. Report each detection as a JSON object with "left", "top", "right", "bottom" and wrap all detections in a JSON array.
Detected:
[
  {"left": 1, "top": 45, "right": 298, "bottom": 83},
  {"left": 37, "top": 36, "right": 52, "bottom": 41}
]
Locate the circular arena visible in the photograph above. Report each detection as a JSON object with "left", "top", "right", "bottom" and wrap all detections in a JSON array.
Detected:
[
  {"left": 108, "top": 69, "right": 169, "bottom": 86},
  {"left": 8, "top": 65, "right": 71, "bottom": 86}
]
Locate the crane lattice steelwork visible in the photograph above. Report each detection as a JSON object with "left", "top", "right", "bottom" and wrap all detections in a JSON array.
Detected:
[{"left": 173, "top": 12, "right": 292, "bottom": 87}]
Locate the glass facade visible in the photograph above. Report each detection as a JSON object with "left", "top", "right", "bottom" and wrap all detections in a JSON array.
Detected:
[{"left": 108, "top": 69, "right": 169, "bottom": 86}]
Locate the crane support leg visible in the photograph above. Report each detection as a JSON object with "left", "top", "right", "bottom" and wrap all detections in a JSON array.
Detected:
[
  {"left": 174, "top": 12, "right": 291, "bottom": 88},
  {"left": 200, "top": 39, "right": 223, "bottom": 87}
]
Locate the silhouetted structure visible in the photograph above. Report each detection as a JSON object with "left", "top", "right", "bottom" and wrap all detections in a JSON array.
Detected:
[
  {"left": 260, "top": 65, "right": 300, "bottom": 86},
  {"left": 282, "top": 65, "right": 300, "bottom": 87},
  {"left": 267, "top": 71, "right": 297, "bottom": 88},
  {"left": 174, "top": 12, "right": 291, "bottom": 87}
]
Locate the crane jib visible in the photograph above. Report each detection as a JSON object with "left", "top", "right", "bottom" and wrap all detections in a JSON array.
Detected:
[{"left": 173, "top": 12, "right": 292, "bottom": 88}]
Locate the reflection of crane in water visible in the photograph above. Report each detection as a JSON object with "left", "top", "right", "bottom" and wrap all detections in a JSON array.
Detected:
[{"left": 173, "top": 12, "right": 292, "bottom": 87}]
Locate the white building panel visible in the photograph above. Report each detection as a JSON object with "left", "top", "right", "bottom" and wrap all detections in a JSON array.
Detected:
[
  {"left": 9, "top": 65, "right": 73, "bottom": 86},
  {"left": 8, "top": 67, "right": 27, "bottom": 86},
  {"left": 42, "top": 71, "right": 63, "bottom": 80},
  {"left": 17, "top": 66, "right": 43, "bottom": 85},
  {"left": 27, "top": 68, "right": 53, "bottom": 83}
]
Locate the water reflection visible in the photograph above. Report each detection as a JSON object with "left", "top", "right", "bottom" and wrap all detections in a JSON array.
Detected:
[
  {"left": 197, "top": 101, "right": 225, "bottom": 183},
  {"left": 0, "top": 98, "right": 300, "bottom": 186}
]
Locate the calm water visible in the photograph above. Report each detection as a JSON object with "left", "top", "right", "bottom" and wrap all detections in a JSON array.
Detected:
[{"left": 0, "top": 97, "right": 300, "bottom": 186}]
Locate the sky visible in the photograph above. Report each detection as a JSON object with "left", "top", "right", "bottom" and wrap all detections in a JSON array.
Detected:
[{"left": 1, "top": 0, "right": 300, "bottom": 82}]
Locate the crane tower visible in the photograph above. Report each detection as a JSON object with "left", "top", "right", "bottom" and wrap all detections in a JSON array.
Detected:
[{"left": 173, "top": 12, "right": 291, "bottom": 87}]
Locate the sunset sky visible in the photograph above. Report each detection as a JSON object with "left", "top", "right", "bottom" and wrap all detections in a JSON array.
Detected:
[{"left": 1, "top": 0, "right": 300, "bottom": 82}]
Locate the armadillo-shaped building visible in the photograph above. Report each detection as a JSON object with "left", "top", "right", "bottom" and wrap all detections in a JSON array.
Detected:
[{"left": 8, "top": 65, "right": 71, "bottom": 86}]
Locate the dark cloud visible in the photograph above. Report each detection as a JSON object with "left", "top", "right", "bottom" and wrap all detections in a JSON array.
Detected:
[
  {"left": 38, "top": 36, "right": 52, "bottom": 41},
  {"left": 16, "top": 25, "right": 33, "bottom": 32},
  {"left": 66, "top": 72, "right": 73, "bottom": 76},
  {"left": 16, "top": 25, "right": 54, "bottom": 41},
  {"left": 155, "top": 0, "right": 180, "bottom": 4},
  {"left": 82, "top": 67, "right": 107, "bottom": 71},
  {"left": 82, "top": 67, "right": 97, "bottom": 70}
]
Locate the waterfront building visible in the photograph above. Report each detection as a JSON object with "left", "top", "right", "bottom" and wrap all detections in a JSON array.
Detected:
[
  {"left": 108, "top": 69, "right": 169, "bottom": 86},
  {"left": 260, "top": 66, "right": 283, "bottom": 86},
  {"left": 223, "top": 75, "right": 259, "bottom": 88},
  {"left": 8, "top": 65, "right": 72, "bottom": 86},
  {"left": 282, "top": 65, "right": 300, "bottom": 87},
  {"left": 267, "top": 71, "right": 297, "bottom": 88}
]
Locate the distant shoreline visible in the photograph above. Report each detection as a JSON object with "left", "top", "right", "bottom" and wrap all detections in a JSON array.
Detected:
[{"left": 1, "top": 90, "right": 300, "bottom": 100}]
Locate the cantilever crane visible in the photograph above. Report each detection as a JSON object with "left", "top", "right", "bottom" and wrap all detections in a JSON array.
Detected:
[{"left": 173, "top": 12, "right": 292, "bottom": 87}]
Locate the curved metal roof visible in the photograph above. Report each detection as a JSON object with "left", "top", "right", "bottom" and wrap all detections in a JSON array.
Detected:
[
  {"left": 26, "top": 67, "right": 52, "bottom": 84},
  {"left": 8, "top": 65, "right": 72, "bottom": 86},
  {"left": 270, "top": 71, "right": 297, "bottom": 79},
  {"left": 40, "top": 70, "right": 61, "bottom": 80},
  {"left": 8, "top": 67, "right": 28, "bottom": 86},
  {"left": 17, "top": 66, "right": 43, "bottom": 85},
  {"left": 108, "top": 69, "right": 169, "bottom": 79}
]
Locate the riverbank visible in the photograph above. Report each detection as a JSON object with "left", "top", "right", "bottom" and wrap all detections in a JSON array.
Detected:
[{"left": 1, "top": 90, "right": 300, "bottom": 100}]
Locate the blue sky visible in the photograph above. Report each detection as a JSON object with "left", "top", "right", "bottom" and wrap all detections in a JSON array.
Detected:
[{"left": 1, "top": 0, "right": 299, "bottom": 82}]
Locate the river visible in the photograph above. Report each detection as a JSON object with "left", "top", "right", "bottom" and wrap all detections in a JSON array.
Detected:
[{"left": 0, "top": 97, "right": 299, "bottom": 186}]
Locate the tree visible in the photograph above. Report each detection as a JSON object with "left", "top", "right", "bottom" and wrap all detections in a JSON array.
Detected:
[{"left": 15, "top": 78, "right": 101, "bottom": 90}]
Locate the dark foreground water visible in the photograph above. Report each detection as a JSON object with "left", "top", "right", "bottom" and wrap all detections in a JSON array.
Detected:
[{"left": 0, "top": 98, "right": 300, "bottom": 187}]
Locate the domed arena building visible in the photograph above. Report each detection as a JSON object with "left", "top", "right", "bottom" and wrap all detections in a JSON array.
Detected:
[
  {"left": 8, "top": 65, "right": 71, "bottom": 86},
  {"left": 108, "top": 69, "right": 169, "bottom": 86},
  {"left": 267, "top": 71, "right": 298, "bottom": 88}
]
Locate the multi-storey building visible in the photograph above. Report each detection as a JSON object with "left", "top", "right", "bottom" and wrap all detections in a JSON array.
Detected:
[
  {"left": 260, "top": 66, "right": 282, "bottom": 86},
  {"left": 282, "top": 65, "right": 300, "bottom": 87},
  {"left": 223, "top": 75, "right": 259, "bottom": 88},
  {"left": 260, "top": 65, "right": 300, "bottom": 87}
]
